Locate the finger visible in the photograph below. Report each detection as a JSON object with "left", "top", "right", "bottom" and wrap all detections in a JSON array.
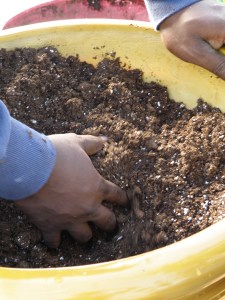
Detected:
[
  {"left": 91, "top": 205, "right": 117, "bottom": 232},
  {"left": 78, "top": 135, "right": 108, "bottom": 155},
  {"left": 66, "top": 222, "right": 92, "bottom": 243},
  {"left": 42, "top": 230, "right": 61, "bottom": 248},
  {"left": 171, "top": 37, "right": 225, "bottom": 80},
  {"left": 99, "top": 178, "right": 129, "bottom": 206}
]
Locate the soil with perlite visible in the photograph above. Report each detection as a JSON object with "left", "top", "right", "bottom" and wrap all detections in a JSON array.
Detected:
[{"left": 0, "top": 47, "right": 224, "bottom": 268}]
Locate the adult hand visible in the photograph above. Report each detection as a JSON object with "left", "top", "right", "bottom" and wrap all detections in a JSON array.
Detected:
[
  {"left": 15, "top": 133, "right": 128, "bottom": 248},
  {"left": 159, "top": 0, "right": 225, "bottom": 79}
]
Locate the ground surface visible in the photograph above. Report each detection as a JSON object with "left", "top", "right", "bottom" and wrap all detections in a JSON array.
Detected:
[{"left": 0, "top": 47, "right": 224, "bottom": 268}]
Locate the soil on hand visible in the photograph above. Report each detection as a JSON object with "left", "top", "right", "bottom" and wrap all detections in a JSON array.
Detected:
[{"left": 0, "top": 47, "right": 224, "bottom": 268}]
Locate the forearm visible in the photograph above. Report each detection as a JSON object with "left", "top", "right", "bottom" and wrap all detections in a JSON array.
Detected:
[
  {"left": 0, "top": 100, "right": 56, "bottom": 200},
  {"left": 144, "top": 0, "right": 202, "bottom": 29}
]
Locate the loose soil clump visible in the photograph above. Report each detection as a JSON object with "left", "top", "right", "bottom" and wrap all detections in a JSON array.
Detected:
[{"left": 0, "top": 46, "right": 224, "bottom": 268}]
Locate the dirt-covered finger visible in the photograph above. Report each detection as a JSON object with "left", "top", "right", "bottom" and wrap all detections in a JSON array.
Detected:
[
  {"left": 99, "top": 179, "right": 129, "bottom": 206},
  {"left": 91, "top": 205, "right": 117, "bottom": 232},
  {"left": 78, "top": 135, "right": 108, "bottom": 155},
  {"left": 42, "top": 230, "right": 61, "bottom": 248},
  {"left": 168, "top": 37, "right": 225, "bottom": 80},
  {"left": 187, "top": 40, "right": 225, "bottom": 80},
  {"left": 66, "top": 222, "right": 93, "bottom": 243}
]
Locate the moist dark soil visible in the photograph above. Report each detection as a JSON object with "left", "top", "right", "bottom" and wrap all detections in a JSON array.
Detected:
[{"left": 0, "top": 46, "right": 224, "bottom": 268}]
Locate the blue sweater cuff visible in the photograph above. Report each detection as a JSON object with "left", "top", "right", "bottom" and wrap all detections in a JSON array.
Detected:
[
  {"left": 0, "top": 100, "right": 56, "bottom": 200},
  {"left": 144, "top": 0, "right": 201, "bottom": 29}
]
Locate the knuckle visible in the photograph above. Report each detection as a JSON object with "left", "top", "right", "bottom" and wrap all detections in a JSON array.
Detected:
[
  {"left": 77, "top": 231, "right": 93, "bottom": 243},
  {"left": 98, "top": 178, "right": 110, "bottom": 196},
  {"left": 65, "top": 132, "right": 79, "bottom": 144},
  {"left": 104, "top": 213, "right": 116, "bottom": 231},
  {"left": 163, "top": 38, "right": 176, "bottom": 53},
  {"left": 160, "top": 32, "right": 178, "bottom": 53},
  {"left": 83, "top": 206, "right": 96, "bottom": 218},
  {"left": 106, "top": 214, "right": 116, "bottom": 230}
]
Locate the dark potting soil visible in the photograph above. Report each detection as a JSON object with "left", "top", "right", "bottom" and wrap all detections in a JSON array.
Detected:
[{"left": 0, "top": 47, "right": 224, "bottom": 268}]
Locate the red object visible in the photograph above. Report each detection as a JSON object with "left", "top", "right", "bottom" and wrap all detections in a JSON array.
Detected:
[{"left": 3, "top": 0, "right": 149, "bottom": 29}]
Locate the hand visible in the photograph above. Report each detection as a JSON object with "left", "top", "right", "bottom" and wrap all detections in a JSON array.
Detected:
[
  {"left": 159, "top": 0, "right": 225, "bottom": 79},
  {"left": 15, "top": 133, "right": 128, "bottom": 248}
]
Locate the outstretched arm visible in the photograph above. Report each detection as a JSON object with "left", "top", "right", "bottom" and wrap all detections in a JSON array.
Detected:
[
  {"left": 0, "top": 100, "right": 128, "bottom": 247},
  {"left": 145, "top": 0, "right": 225, "bottom": 80}
]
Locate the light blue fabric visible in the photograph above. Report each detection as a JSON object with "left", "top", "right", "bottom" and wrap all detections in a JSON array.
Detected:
[
  {"left": 0, "top": 100, "right": 56, "bottom": 200},
  {"left": 144, "top": 0, "right": 201, "bottom": 29}
]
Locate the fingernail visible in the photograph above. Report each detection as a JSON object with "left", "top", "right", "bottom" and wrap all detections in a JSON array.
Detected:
[{"left": 100, "top": 136, "right": 108, "bottom": 142}]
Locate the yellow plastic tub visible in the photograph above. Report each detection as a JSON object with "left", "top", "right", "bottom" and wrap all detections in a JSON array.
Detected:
[{"left": 0, "top": 20, "right": 225, "bottom": 300}]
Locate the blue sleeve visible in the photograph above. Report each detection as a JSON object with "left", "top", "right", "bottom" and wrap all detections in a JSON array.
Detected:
[
  {"left": 144, "top": 0, "right": 201, "bottom": 29},
  {"left": 0, "top": 100, "right": 56, "bottom": 200}
]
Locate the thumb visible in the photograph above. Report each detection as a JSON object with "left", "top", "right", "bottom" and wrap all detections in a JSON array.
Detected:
[
  {"left": 175, "top": 38, "right": 225, "bottom": 80},
  {"left": 196, "top": 40, "right": 225, "bottom": 80},
  {"left": 210, "top": 48, "right": 225, "bottom": 80},
  {"left": 78, "top": 135, "right": 108, "bottom": 155}
]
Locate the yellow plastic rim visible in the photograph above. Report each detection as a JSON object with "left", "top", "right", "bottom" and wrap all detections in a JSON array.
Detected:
[{"left": 0, "top": 20, "right": 225, "bottom": 300}]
